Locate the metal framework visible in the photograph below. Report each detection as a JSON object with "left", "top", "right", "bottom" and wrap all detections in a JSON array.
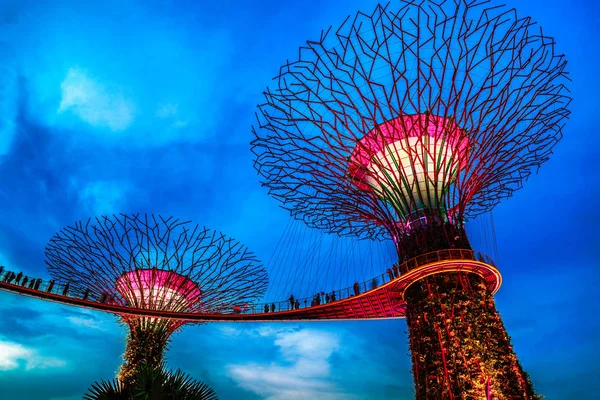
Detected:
[
  {"left": 252, "top": 1, "right": 570, "bottom": 243},
  {"left": 250, "top": 1, "right": 570, "bottom": 399},
  {"left": 43, "top": 213, "right": 268, "bottom": 385},
  {"left": 45, "top": 214, "right": 267, "bottom": 321}
]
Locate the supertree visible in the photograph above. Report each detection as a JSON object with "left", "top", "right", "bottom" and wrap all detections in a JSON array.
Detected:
[
  {"left": 251, "top": 1, "right": 570, "bottom": 399},
  {"left": 45, "top": 213, "right": 268, "bottom": 388}
]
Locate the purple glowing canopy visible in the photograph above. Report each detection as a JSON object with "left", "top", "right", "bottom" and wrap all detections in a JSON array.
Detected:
[
  {"left": 45, "top": 214, "right": 268, "bottom": 320},
  {"left": 115, "top": 269, "right": 202, "bottom": 312}
]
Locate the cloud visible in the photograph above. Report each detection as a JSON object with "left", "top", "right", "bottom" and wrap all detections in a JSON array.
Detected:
[
  {"left": 226, "top": 327, "right": 354, "bottom": 400},
  {"left": 78, "top": 180, "right": 132, "bottom": 216},
  {"left": 156, "top": 103, "right": 178, "bottom": 119},
  {"left": 66, "top": 316, "right": 106, "bottom": 331},
  {"left": 155, "top": 103, "right": 189, "bottom": 128},
  {"left": 58, "top": 68, "right": 135, "bottom": 131},
  {"left": 0, "top": 339, "right": 66, "bottom": 371}
]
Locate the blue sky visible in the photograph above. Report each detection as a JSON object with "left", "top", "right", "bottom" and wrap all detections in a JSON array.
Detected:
[{"left": 0, "top": 0, "right": 598, "bottom": 399}]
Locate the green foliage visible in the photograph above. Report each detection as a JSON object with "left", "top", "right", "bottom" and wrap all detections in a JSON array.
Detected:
[
  {"left": 84, "top": 364, "right": 218, "bottom": 400},
  {"left": 83, "top": 379, "right": 128, "bottom": 400}
]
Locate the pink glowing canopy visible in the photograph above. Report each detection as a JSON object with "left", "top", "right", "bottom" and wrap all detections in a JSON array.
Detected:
[
  {"left": 348, "top": 114, "right": 469, "bottom": 192},
  {"left": 116, "top": 268, "right": 201, "bottom": 310}
]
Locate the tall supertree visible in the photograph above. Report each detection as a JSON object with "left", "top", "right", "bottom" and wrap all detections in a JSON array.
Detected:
[
  {"left": 251, "top": 1, "right": 570, "bottom": 399},
  {"left": 45, "top": 213, "right": 268, "bottom": 387}
]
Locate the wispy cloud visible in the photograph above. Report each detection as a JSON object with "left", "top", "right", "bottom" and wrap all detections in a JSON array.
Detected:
[
  {"left": 226, "top": 326, "right": 355, "bottom": 400},
  {"left": 66, "top": 316, "right": 106, "bottom": 331},
  {"left": 155, "top": 103, "right": 189, "bottom": 128},
  {"left": 78, "top": 180, "right": 132, "bottom": 216},
  {"left": 58, "top": 68, "right": 135, "bottom": 131},
  {"left": 0, "top": 339, "right": 66, "bottom": 371}
]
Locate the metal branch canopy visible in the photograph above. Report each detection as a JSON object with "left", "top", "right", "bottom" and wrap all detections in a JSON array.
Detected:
[
  {"left": 251, "top": 0, "right": 570, "bottom": 241},
  {"left": 42, "top": 214, "right": 268, "bottom": 327}
]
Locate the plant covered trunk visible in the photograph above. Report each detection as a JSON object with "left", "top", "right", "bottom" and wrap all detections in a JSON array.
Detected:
[
  {"left": 395, "top": 220, "right": 539, "bottom": 399},
  {"left": 118, "top": 322, "right": 171, "bottom": 388}
]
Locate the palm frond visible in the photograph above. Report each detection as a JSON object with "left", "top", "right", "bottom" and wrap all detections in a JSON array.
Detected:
[{"left": 83, "top": 378, "right": 129, "bottom": 400}]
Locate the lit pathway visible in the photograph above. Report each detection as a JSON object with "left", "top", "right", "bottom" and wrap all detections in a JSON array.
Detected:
[{"left": 0, "top": 249, "right": 500, "bottom": 322}]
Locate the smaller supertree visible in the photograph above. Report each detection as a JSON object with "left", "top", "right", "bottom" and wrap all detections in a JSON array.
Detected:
[{"left": 45, "top": 214, "right": 267, "bottom": 387}]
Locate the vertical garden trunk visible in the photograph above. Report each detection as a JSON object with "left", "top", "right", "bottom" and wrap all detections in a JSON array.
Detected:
[
  {"left": 397, "top": 222, "right": 539, "bottom": 399},
  {"left": 118, "top": 322, "right": 170, "bottom": 388},
  {"left": 404, "top": 272, "right": 538, "bottom": 399}
]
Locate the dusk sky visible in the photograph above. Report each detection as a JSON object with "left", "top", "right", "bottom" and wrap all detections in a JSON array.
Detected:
[{"left": 0, "top": 0, "right": 598, "bottom": 399}]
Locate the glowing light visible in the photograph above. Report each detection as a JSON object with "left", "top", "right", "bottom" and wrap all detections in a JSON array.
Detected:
[
  {"left": 348, "top": 114, "right": 469, "bottom": 217},
  {"left": 116, "top": 269, "right": 201, "bottom": 312}
]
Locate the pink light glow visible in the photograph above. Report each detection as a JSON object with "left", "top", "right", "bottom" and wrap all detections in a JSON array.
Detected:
[
  {"left": 116, "top": 269, "right": 201, "bottom": 310},
  {"left": 348, "top": 114, "right": 469, "bottom": 192}
]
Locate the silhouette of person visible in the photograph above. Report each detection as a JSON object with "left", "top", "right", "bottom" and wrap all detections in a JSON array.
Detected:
[
  {"left": 331, "top": 291, "right": 336, "bottom": 302},
  {"left": 289, "top": 295, "right": 295, "bottom": 310},
  {"left": 270, "top": 303, "right": 276, "bottom": 313},
  {"left": 15, "top": 272, "right": 22, "bottom": 285},
  {"left": 325, "top": 293, "right": 330, "bottom": 303},
  {"left": 264, "top": 304, "right": 269, "bottom": 313},
  {"left": 353, "top": 281, "right": 360, "bottom": 296},
  {"left": 295, "top": 300, "right": 300, "bottom": 310},
  {"left": 62, "top": 282, "right": 70, "bottom": 296},
  {"left": 22, "top": 277, "right": 29, "bottom": 287}
]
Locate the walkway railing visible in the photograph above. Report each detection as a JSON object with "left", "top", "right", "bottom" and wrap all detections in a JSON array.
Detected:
[
  {"left": 250, "top": 249, "right": 495, "bottom": 314},
  {"left": 0, "top": 249, "right": 495, "bottom": 316}
]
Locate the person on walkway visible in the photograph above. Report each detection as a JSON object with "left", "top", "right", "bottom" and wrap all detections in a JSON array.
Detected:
[
  {"left": 331, "top": 291, "right": 336, "bottom": 302},
  {"left": 271, "top": 303, "right": 276, "bottom": 313},
  {"left": 289, "top": 295, "right": 295, "bottom": 310},
  {"left": 295, "top": 300, "right": 300, "bottom": 310},
  {"left": 325, "top": 293, "right": 330, "bottom": 303},
  {"left": 15, "top": 272, "right": 22, "bottom": 285},
  {"left": 264, "top": 304, "right": 269, "bottom": 313},
  {"left": 353, "top": 281, "right": 360, "bottom": 296}
]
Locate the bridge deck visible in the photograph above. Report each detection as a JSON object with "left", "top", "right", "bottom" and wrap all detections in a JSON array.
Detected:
[{"left": 0, "top": 249, "right": 500, "bottom": 322}]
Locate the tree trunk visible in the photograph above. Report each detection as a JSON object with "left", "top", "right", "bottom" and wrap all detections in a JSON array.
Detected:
[
  {"left": 404, "top": 273, "right": 539, "bottom": 399},
  {"left": 118, "top": 322, "right": 170, "bottom": 388}
]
